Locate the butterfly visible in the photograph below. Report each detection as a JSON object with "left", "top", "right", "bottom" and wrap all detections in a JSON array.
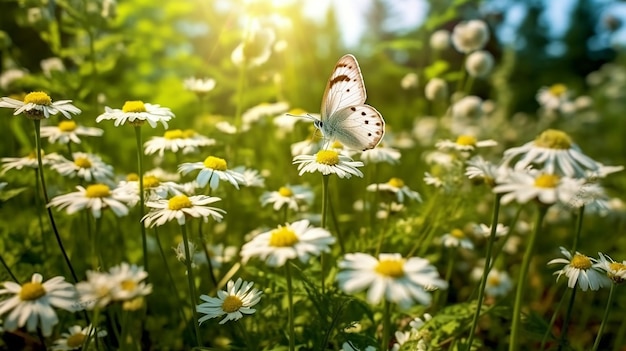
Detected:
[{"left": 311, "top": 54, "right": 385, "bottom": 151}]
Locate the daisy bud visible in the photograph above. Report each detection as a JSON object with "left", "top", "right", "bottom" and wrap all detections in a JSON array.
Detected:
[
  {"left": 452, "top": 19, "right": 490, "bottom": 53},
  {"left": 452, "top": 95, "right": 483, "bottom": 119}
]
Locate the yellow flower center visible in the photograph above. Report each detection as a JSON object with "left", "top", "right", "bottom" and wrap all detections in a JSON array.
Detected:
[
  {"left": 164, "top": 129, "right": 184, "bottom": 139},
  {"left": 143, "top": 175, "right": 160, "bottom": 188},
  {"left": 451, "top": 228, "right": 465, "bottom": 239},
  {"left": 609, "top": 262, "right": 626, "bottom": 272},
  {"left": 203, "top": 156, "right": 228, "bottom": 171},
  {"left": 66, "top": 332, "right": 86, "bottom": 348},
  {"left": 456, "top": 135, "right": 477, "bottom": 146},
  {"left": 28, "top": 150, "right": 45, "bottom": 159},
  {"left": 570, "top": 254, "right": 592, "bottom": 270},
  {"left": 58, "top": 120, "right": 77, "bottom": 132},
  {"left": 23, "top": 91, "right": 52, "bottom": 106},
  {"left": 269, "top": 226, "right": 299, "bottom": 247},
  {"left": 222, "top": 295, "right": 244, "bottom": 313},
  {"left": 549, "top": 84, "right": 567, "bottom": 97},
  {"left": 19, "top": 282, "right": 46, "bottom": 301},
  {"left": 534, "top": 129, "right": 572, "bottom": 149},
  {"left": 375, "top": 258, "right": 405, "bottom": 278},
  {"left": 387, "top": 177, "right": 405, "bottom": 188},
  {"left": 74, "top": 156, "right": 92, "bottom": 169},
  {"left": 534, "top": 174, "right": 560, "bottom": 188},
  {"left": 278, "top": 186, "right": 293, "bottom": 197},
  {"left": 168, "top": 195, "right": 192, "bottom": 210},
  {"left": 85, "top": 184, "right": 111, "bottom": 198},
  {"left": 288, "top": 108, "right": 307, "bottom": 115},
  {"left": 182, "top": 129, "right": 196, "bottom": 138},
  {"left": 121, "top": 279, "right": 137, "bottom": 291},
  {"left": 487, "top": 275, "right": 501, "bottom": 286},
  {"left": 126, "top": 173, "right": 139, "bottom": 181},
  {"left": 315, "top": 150, "right": 339, "bottom": 166},
  {"left": 608, "top": 262, "right": 626, "bottom": 283},
  {"left": 122, "top": 101, "right": 147, "bottom": 113},
  {"left": 331, "top": 141, "right": 344, "bottom": 149}
]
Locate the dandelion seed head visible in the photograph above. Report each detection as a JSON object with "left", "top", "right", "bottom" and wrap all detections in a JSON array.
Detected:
[
  {"left": 222, "top": 295, "right": 243, "bottom": 313},
  {"left": 122, "top": 100, "right": 147, "bottom": 113},
  {"left": 24, "top": 91, "right": 52, "bottom": 105},
  {"left": 375, "top": 258, "right": 405, "bottom": 278},
  {"left": 168, "top": 195, "right": 192, "bottom": 210},
  {"left": 85, "top": 184, "right": 111, "bottom": 198},
  {"left": 534, "top": 174, "right": 560, "bottom": 188},
  {"left": 316, "top": 150, "right": 339, "bottom": 166},
  {"left": 534, "top": 129, "right": 572, "bottom": 150},
  {"left": 58, "top": 120, "right": 77, "bottom": 131},
  {"left": 571, "top": 254, "right": 592, "bottom": 270},
  {"left": 19, "top": 282, "right": 46, "bottom": 301},
  {"left": 203, "top": 156, "right": 228, "bottom": 171},
  {"left": 269, "top": 226, "right": 299, "bottom": 247}
]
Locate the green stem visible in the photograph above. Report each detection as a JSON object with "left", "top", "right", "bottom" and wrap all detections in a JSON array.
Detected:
[
  {"left": 33, "top": 168, "right": 48, "bottom": 260},
  {"left": 33, "top": 119, "right": 79, "bottom": 283},
  {"left": 0, "top": 253, "right": 18, "bottom": 282},
  {"left": 435, "top": 249, "right": 455, "bottom": 310},
  {"left": 153, "top": 227, "right": 187, "bottom": 324},
  {"left": 592, "top": 284, "right": 615, "bottom": 351},
  {"left": 509, "top": 205, "right": 548, "bottom": 351},
  {"left": 487, "top": 204, "right": 524, "bottom": 273},
  {"left": 557, "top": 288, "right": 577, "bottom": 351},
  {"left": 466, "top": 194, "right": 502, "bottom": 350},
  {"left": 571, "top": 206, "right": 585, "bottom": 253},
  {"left": 612, "top": 302, "right": 626, "bottom": 351},
  {"left": 181, "top": 223, "right": 202, "bottom": 347},
  {"left": 198, "top": 222, "right": 218, "bottom": 288},
  {"left": 321, "top": 174, "right": 329, "bottom": 293},
  {"left": 285, "top": 263, "right": 295, "bottom": 351},
  {"left": 381, "top": 299, "right": 391, "bottom": 351},
  {"left": 134, "top": 126, "right": 149, "bottom": 272},
  {"left": 539, "top": 286, "right": 568, "bottom": 350}
]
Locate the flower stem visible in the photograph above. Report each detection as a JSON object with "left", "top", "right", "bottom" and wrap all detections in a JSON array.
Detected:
[
  {"left": 134, "top": 126, "right": 149, "bottom": 272},
  {"left": 592, "top": 283, "right": 615, "bottom": 351},
  {"left": 509, "top": 205, "right": 547, "bottom": 351},
  {"left": 153, "top": 227, "right": 187, "bottom": 324},
  {"left": 181, "top": 223, "right": 202, "bottom": 346},
  {"left": 466, "top": 194, "right": 502, "bottom": 350},
  {"left": 33, "top": 119, "right": 79, "bottom": 283},
  {"left": 381, "top": 299, "right": 392, "bottom": 351},
  {"left": 539, "top": 286, "right": 567, "bottom": 350},
  {"left": 0, "top": 253, "right": 18, "bottom": 282},
  {"left": 321, "top": 174, "right": 329, "bottom": 293},
  {"left": 285, "top": 263, "right": 296, "bottom": 351}
]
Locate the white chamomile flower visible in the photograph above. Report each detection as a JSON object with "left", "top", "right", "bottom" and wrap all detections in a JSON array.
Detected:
[
  {"left": 595, "top": 253, "right": 626, "bottom": 284},
  {"left": 106, "top": 263, "right": 152, "bottom": 310},
  {"left": 143, "top": 194, "right": 225, "bottom": 227},
  {"left": 40, "top": 120, "right": 103, "bottom": 144},
  {"left": 178, "top": 156, "right": 245, "bottom": 190},
  {"left": 423, "top": 172, "right": 444, "bottom": 188},
  {"left": 0, "top": 69, "right": 26, "bottom": 90},
  {"left": 337, "top": 252, "right": 448, "bottom": 309},
  {"left": 366, "top": 178, "right": 422, "bottom": 203},
  {"left": 48, "top": 183, "right": 138, "bottom": 218},
  {"left": 117, "top": 174, "right": 185, "bottom": 201},
  {"left": 536, "top": 84, "right": 571, "bottom": 111},
  {"left": 291, "top": 136, "right": 322, "bottom": 157},
  {"left": 293, "top": 150, "right": 364, "bottom": 178},
  {"left": 548, "top": 247, "right": 610, "bottom": 291},
  {"left": 273, "top": 109, "right": 307, "bottom": 133},
  {"left": 451, "top": 95, "right": 483, "bottom": 119},
  {"left": 436, "top": 135, "right": 497, "bottom": 152},
  {"left": 242, "top": 101, "right": 289, "bottom": 130},
  {"left": 1, "top": 150, "right": 62, "bottom": 175},
  {"left": 465, "top": 156, "right": 501, "bottom": 186},
  {"left": 51, "top": 324, "right": 107, "bottom": 350},
  {"left": 240, "top": 219, "right": 335, "bottom": 267},
  {"left": 232, "top": 166, "right": 266, "bottom": 188},
  {"left": 359, "top": 145, "right": 401, "bottom": 165},
  {"left": 484, "top": 269, "right": 513, "bottom": 298},
  {"left": 440, "top": 229, "right": 474, "bottom": 249},
  {"left": 215, "top": 121, "right": 238, "bottom": 134},
  {"left": 473, "top": 223, "right": 509, "bottom": 238},
  {"left": 183, "top": 77, "right": 216, "bottom": 94},
  {"left": 260, "top": 184, "right": 314, "bottom": 212},
  {"left": 409, "top": 313, "right": 433, "bottom": 331},
  {"left": 144, "top": 129, "right": 216, "bottom": 157},
  {"left": 51, "top": 152, "right": 115, "bottom": 184},
  {"left": 194, "top": 243, "right": 238, "bottom": 269},
  {"left": 197, "top": 278, "right": 262, "bottom": 324},
  {"left": 0, "top": 91, "right": 81, "bottom": 119},
  {"left": 75, "top": 271, "right": 115, "bottom": 310},
  {"left": 493, "top": 169, "right": 584, "bottom": 206},
  {"left": 96, "top": 100, "right": 175, "bottom": 128},
  {"left": 391, "top": 330, "right": 411, "bottom": 351},
  {"left": 0, "top": 273, "right": 77, "bottom": 336}
]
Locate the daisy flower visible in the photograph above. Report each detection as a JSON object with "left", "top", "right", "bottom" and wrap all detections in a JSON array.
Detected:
[
  {"left": 595, "top": 253, "right": 626, "bottom": 284},
  {"left": 194, "top": 243, "right": 239, "bottom": 269},
  {"left": 96, "top": 100, "right": 175, "bottom": 128},
  {"left": 107, "top": 263, "right": 153, "bottom": 302},
  {"left": 0, "top": 273, "right": 77, "bottom": 336},
  {"left": 174, "top": 240, "right": 199, "bottom": 266},
  {"left": 391, "top": 330, "right": 411, "bottom": 351},
  {"left": 1, "top": 150, "right": 62, "bottom": 175},
  {"left": 451, "top": 96, "right": 483, "bottom": 119},
  {"left": 500, "top": 129, "right": 601, "bottom": 178},
  {"left": 242, "top": 101, "right": 289, "bottom": 130},
  {"left": 423, "top": 172, "right": 444, "bottom": 188},
  {"left": 232, "top": 166, "right": 266, "bottom": 188},
  {"left": 359, "top": 145, "right": 401, "bottom": 165},
  {"left": 51, "top": 152, "right": 115, "bottom": 184},
  {"left": 548, "top": 247, "right": 610, "bottom": 291},
  {"left": 48, "top": 183, "right": 138, "bottom": 218},
  {"left": 536, "top": 84, "right": 571, "bottom": 111},
  {"left": 183, "top": 77, "right": 216, "bottom": 95},
  {"left": 473, "top": 223, "right": 509, "bottom": 238},
  {"left": 52, "top": 324, "right": 107, "bottom": 350},
  {"left": 260, "top": 184, "right": 314, "bottom": 212},
  {"left": 117, "top": 174, "right": 185, "bottom": 201},
  {"left": 291, "top": 137, "right": 322, "bottom": 157},
  {"left": 293, "top": 150, "right": 364, "bottom": 178},
  {"left": 436, "top": 135, "right": 497, "bottom": 152},
  {"left": 197, "top": 278, "right": 262, "bottom": 324},
  {"left": 493, "top": 169, "right": 584, "bottom": 206},
  {"left": 337, "top": 253, "right": 447, "bottom": 309},
  {"left": 215, "top": 121, "right": 237, "bottom": 134},
  {"left": 178, "top": 156, "right": 245, "bottom": 190},
  {"left": 440, "top": 229, "right": 474, "bottom": 249},
  {"left": 482, "top": 269, "right": 513, "bottom": 298},
  {"left": 143, "top": 194, "right": 225, "bottom": 227},
  {"left": 75, "top": 270, "right": 116, "bottom": 310},
  {"left": 40, "top": 120, "right": 103, "bottom": 144},
  {"left": 366, "top": 178, "right": 422, "bottom": 203},
  {"left": 240, "top": 219, "right": 335, "bottom": 267},
  {"left": 0, "top": 91, "right": 81, "bottom": 119},
  {"left": 144, "top": 129, "right": 216, "bottom": 157},
  {"left": 465, "top": 156, "right": 501, "bottom": 187}
]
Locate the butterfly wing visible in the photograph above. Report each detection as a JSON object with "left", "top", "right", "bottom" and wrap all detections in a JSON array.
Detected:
[
  {"left": 321, "top": 54, "right": 367, "bottom": 120},
  {"left": 325, "top": 104, "right": 385, "bottom": 151}
]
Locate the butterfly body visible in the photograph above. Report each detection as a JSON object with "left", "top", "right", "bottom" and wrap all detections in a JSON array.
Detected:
[{"left": 314, "top": 54, "right": 385, "bottom": 151}]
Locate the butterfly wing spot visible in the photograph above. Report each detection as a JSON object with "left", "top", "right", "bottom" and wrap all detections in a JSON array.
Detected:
[
  {"left": 361, "top": 112, "right": 366, "bottom": 116},
  {"left": 350, "top": 107, "right": 356, "bottom": 111}
]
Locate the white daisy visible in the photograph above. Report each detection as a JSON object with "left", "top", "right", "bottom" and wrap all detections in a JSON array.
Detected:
[
  {"left": 51, "top": 152, "right": 115, "bottom": 184},
  {"left": 178, "top": 156, "right": 245, "bottom": 190},
  {"left": 40, "top": 120, "right": 103, "bottom": 144},
  {"left": 215, "top": 121, "right": 237, "bottom": 134},
  {"left": 75, "top": 270, "right": 114, "bottom": 310},
  {"left": 51, "top": 324, "right": 107, "bottom": 350},
  {"left": 197, "top": 278, "right": 262, "bottom": 324},
  {"left": 48, "top": 183, "right": 138, "bottom": 218},
  {"left": 391, "top": 330, "right": 411, "bottom": 351},
  {"left": 232, "top": 166, "right": 266, "bottom": 188},
  {"left": 240, "top": 219, "right": 335, "bottom": 267},
  {"left": 144, "top": 129, "right": 216, "bottom": 157},
  {"left": 359, "top": 145, "right": 401, "bottom": 165},
  {"left": 436, "top": 135, "right": 497, "bottom": 152},
  {"left": 183, "top": 77, "right": 216, "bottom": 94},
  {"left": 337, "top": 252, "right": 448, "bottom": 309},
  {"left": 107, "top": 262, "right": 153, "bottom": 302},
  {"left": 547, "top": 247, "right": 611, "bottom": 291},
  {"left": 142, "top": 194, "right": 225, "bottom": 227},
  {"left": 293, "top": 150, "right": 364, "bottom": 178},
  {"left": 242, "top": 101, "right": 289, "bottom": 131},
  {"left": 465, "top": 156, "right": 501, "bottom": 187},
  {"left": 117, "top": 174, "right": 185, "bottom": 201},
  {"left": 423, "top": 172, "right": 444, "bottom": 188},
  {"left": 536, "top": 84, "right": 571, "bottom": 111},
  {"left": 1, "top": 151, "right": 62, "bottom": 175},
  {"left": 291, "top": 137, "right": 322, "bottom": 157},
  {"left": 0, "top": 273, "right": 77, "bottom": 336},
  {"left": 260, "top": 184, "right": 314, "bottom": 212},
  {"left": 366, "top": 178, "right": 422, "bottom": 203},
  {"left": 273, "top": 109, "right": 306, "bottom": 133},
  {"left": 0, "top": 91, "right": 81, "bottom": 119},
  {"left": 595, "top": 253, "right": 626, "bottom": 284},
  {"left": 493, "top": 169, "right": 584, "bottom": 206},
  {"left": 484, "top": 269, "right": 513, "bottom": 297},
  {"left": 451, "top": 95, "right": 483, "bottom": 119},
  {"left": 194, "top": 243, "right": 238, "bottom": 269},
  {"left": 500, "top": 129, "right": 601, "bottom": 178},
  {"left": 96, "top": 100, "right": 174, "bottom": 128},
  {"left": 440, "top": 229, "right": 474, "bottom": 249},
  {"left": 0, "top": 69, "right": 26, "bottom": 90},
  {"left": 472, "top": 223, "right": 509, "bottom": 238}
]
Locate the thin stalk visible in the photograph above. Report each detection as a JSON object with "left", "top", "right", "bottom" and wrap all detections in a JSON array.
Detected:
[
  {"left": 198, "top": 222, "right": 218, "bottom": 287},
  {"left": 181, "top": 223, "right": 202, "bottom": 347},
  {"left": 153, "top": 227, "right": 187, "bottom": 324},
  {"left": 33, "top": 119, "right": 79, "bottom": 282},
  {"left": 134, "top": 126, "right": 149, "bottom": 272},
  {"left": 509, "top": 205, "right": 548, "bottom": 351},
  {"left": 435, "top": 249, "right": 455, "bottom": 310},
  {"left": 539, "top": 286, "right": 568, "bottom": 350},
  {"left": 592, "top": 284, "right": 615, "bottom": 351},
  {"left": 0, "top": 253, "right": 18, "bottom": 282},
  {"left": 381, "top": 299, "right": 392, "bottom": 351},
  {"left": 321, "top": 174, "right": 329, "bottom": 293},
  {"left": 466, "top": 194, "right": 502, "bottom": 350},
  {"left": 33, "top": 168, "right": 48, "bottom": 259},
  {"left": 285, "top": 263, "right": 296, "bottom": 351},
  {"left": 557, "top": 288, "right": 577, "bottom": 351}
]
